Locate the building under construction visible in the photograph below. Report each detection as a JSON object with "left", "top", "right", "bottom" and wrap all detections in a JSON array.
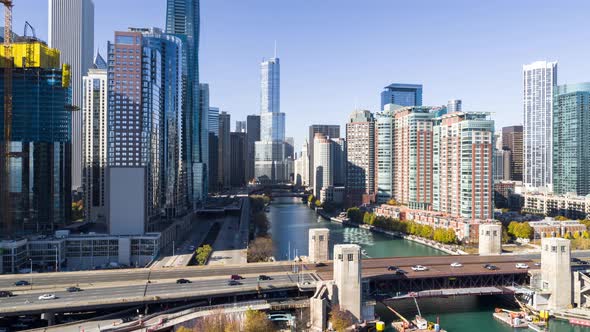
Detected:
[{"left": 0, "top": 37, "right": 72, "bottom": 237}]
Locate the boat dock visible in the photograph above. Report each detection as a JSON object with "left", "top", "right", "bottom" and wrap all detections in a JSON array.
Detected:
[{"left": 492, "top": 311, "right": 528, "bottom": 328}]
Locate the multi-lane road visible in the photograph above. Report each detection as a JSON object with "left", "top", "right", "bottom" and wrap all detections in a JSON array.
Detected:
[{"left": 0, "top": 273, "right": 317, "bottom": 315}]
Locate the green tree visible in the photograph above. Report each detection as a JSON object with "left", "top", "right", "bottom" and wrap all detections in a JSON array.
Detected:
[
  {"left": 253, "top": 212, "right": 270, "bottom": 236},
  {"left": 329, "top": 305, "right": 354, "bottom": 332},
  {"left": 308, "top": 195, "right": 315, "bottom": 203},
  {"left": 507, "top": 221, "right": 519, "bottom": 236},
  {"left": 583, "top": 230, "right": 590, "bottom": 239},
  {"left": 555, "top": 215, "right": 568, "bottom": 221},
  {"left": 72, "top": 200, "right": 84, "bottom": 221},
  {"left": 347, "top": 207, "right": 363, "bottom": 223},
  {"left": 513, "top": 222, "right": 533, "bottom": 239},
  {"left": 250, "top": 195, "right": 270, "bottom": 213},
  {"left": 195, "top": 244, "right": 212, "bottom": 265},
  {"left": 244, "top": 309, "right": 275, "bottom": 332},
  {"left": 386, "top": 199, "right": 399, "bottom": 206},
  {"left": 315, "top": 199, "right": 323, "bottom": 208}
]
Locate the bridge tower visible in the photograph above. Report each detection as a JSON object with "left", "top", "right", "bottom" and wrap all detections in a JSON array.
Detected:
[
  {"left": 309, "top": 228, "right": 330, "bottom": 263},
  {"left": 333, "top": 244, "right": 361, "bottom": 321},
  {"left": 541, "top": 237, "right": 572, "bottom": 310},
  {"left": 478, "top": 223, "right": 502, "bottom": 255}
]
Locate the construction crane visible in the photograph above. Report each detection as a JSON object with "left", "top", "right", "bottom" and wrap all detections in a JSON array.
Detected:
[{"left": 0, "top": 0, "right": 13, "bottom": 236}]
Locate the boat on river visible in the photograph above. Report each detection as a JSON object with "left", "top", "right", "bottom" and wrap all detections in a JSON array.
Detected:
[{"left": 492, "top": 308, "right": 529, "bottom": 328}]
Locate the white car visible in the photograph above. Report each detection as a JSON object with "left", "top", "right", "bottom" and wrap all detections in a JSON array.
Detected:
[
  {"left": 515, "top": 263, "right": 529, "bottom": 269},
  {"left": 38, "top": 294, "right": 56, "bottom": 300},
  {"left": 450, "top": 262, "right": 463, "bottom": 268},
  {"left": 411, "top": 265, "right": 428, "bottom": 271}
]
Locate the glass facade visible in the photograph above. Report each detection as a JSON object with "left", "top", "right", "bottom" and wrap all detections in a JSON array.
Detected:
[
  {"left": 380, "top": 83, "right": 423, "bottom": 111},
  {"left": 166, "top": 0, "right": 207, "bottom": 207},
  {"left": 0, "top": 66, "right": 72, "bottom": 236},
  {"left": 553, "top": 83, "right": 590, "bottom": 196}
]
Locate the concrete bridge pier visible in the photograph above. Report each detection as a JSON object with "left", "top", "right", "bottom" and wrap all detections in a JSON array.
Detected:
[
  {"left": 479, "top": 223, "right": 502, "bottom": 255},
  {"left": 309, "top": 228, "right": 330, "bottom": 263},
  {"left": 333, "top": 244, "right": 362, "bottom": 321},
  {"left": 41, "top": 312, "right": 56, "bottom": 326}
]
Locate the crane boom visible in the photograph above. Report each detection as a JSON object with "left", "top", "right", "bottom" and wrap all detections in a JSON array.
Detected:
[{"left": 0, "top": 0, "right": 13, "bottom": 236}]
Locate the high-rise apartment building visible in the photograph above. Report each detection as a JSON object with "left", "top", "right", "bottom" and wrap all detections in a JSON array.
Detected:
[
  {"left": 246, "top": 115, "right": 260, "bottom": 182},
  {"left": 294, "top": 141, "right": 309, "bottom": 187},
  {"left": 313, "top": 134, "right": 333, "bottom": 197},
  {"left": 553, "top": 83, "right": 590, "bottom": 196},
  {"left": 380, "top": 83, "right": 423, "bottom": 111},
  {"left": 166, "top": 0, "right": 208, "bottom": 207},
  {"left": 218, "top": 111, "right": 231, "bottom": 188},
  {"left": 523, "top": 61, "right": 557, "bottom": 190},
  {"left": 502, "top": 125, "right": 523, "bottom": 181},
  {"left": 106, "top": 29, "right": 185, "bottom": 234},
  {"left": 208, "top": 132, "right": 218, "bottom": 191},
  {"left": 209, "top": 107, "right": 219, "bottom": 135},
  {"left": 49, "top": 0, "right": 95, "bottom": 190},
  {"left": 308, "top": 125, "right": 340, "bottom": 187},
  {"left": 82, "top": 52, "right": 108, "bottom": 224},
  {"left": 447, "top": 99, "right": 462, "bottom": 113},
  {"left": 433, "top": 112, "right": 494, "bottom": 219},
  {"left": 331, "top": 138, "right": 347, "bottom": 187},
  {"left": 376, "top": 104, "right": 398, "bottom": 203},
  {"left": 346, "top": 110, "right": 375, "bottom": 206},
  {"left": 0, "top": 40, "right": 72, "bottom": 236}
]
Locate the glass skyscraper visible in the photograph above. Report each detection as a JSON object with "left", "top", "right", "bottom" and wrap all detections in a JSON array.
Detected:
[
  {"left": 553, "top": 83, "right": 590, "bottom": 196},
  {"left": 523, "top": 60, "right": 557, "bottom": 190},
  {"left": 166, "top": 0, "right": 208, "bottom": 207},
  {"left": 0, "top": 41, "right": 72, "bottom": 236},
  {"left": 380, "top": 83, "right": 423, "bottom": 111}
]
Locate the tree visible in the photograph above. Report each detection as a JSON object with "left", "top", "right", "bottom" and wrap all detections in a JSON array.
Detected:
[
  {"left": 513, "top": 222, "right": 533, "bottom": 239},
  {"left": 195, "top": 244, "right": 212, "bottom": 265},
  {"left": 347, "top": 207, "right": 363, "bottom": 223},
  {"left": 253, "top": 212, "right": 270, "bottom": 236},
  {"left": 308, "top": 195, "right": 315, "bottom": 203},
  {"left": 329, "top": 305, "right": 354, "bottom": 332},
  {"left": 581, "top": 219, "right": 590, "bottom": 230},
  {"left": 386, "top": 199, "right": 399, "bottom": 206},
  {"left": 195, "top": 311, "right": 239, "bottom": 332},
  {"left": 244, "top": 309, "right": 275, "bottom": 332},
  {"left": 315, "top": 199, "right": 323, "bottom": 208},
  {"left": 72, "top": 200, "right": 84, "bottom": 221},
  {"left": 501, "top": 227, "right": 510, "bottom": 244},
  {"left": 250, "top": 195, "right": 270, "bottom": 213},
  {"left": 555, "top": 215, "right": 568, "bottom": 221},
  {"left": 583, "top": 230, "right": 590, "bottom": 239},
  {"left": 247, "top": 237, "right": 274, "bottom": 263}
]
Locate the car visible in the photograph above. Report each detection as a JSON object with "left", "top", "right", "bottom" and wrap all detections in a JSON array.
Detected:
[
  {"left": 38, "top": 294, "right": 56, "bottom": 300},
  {"left": 0, "top": 291, "right": 13, "bottom": 297},
  {"left": 14, "top": 280, "right": 30, "bottom": 286},
  {"left": 176, "top": 278, "right": 192, "bottom": 284},
  {"left": 387, "top": 265, "right": 398, "bottom": 271},
  {"left": 228, "top": 280, "right": 241, "bottom": 286},
  {"left": 230, "top": 274, "right": 244, "bottom": 280},
  {"left": 258, "top": 275, "right": 272, "bottom": 281},
  {"left": 315, "top": 262, "right": 327, "bottom": 267},
  {"left": 66, "top": 287, "right": 82, "bottom": 292},
  {"left": 515, "top": 263, "right": 529, "bottom": 269},
  {"left": 450, "top": 262, "right": 463, "bottom": 268},
  {"left": 534, "top": 262, "right": 541, "bottom": 266},
  {"left": 411, "top": 265, "right": 428, "bottom": 271},
  {"left": 395, "top": 269, "right": 407, "bottom": 275},
  {"left": 572, "top": 257, "right": 582, "bottom": 263},
  {"left": 484, "top": 264, "right": 499, "bottom": 270}
]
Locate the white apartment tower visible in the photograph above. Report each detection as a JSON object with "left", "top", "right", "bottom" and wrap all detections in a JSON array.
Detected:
[
  {"left": 82, "top": 52, "right": 108, "bottom": 223},
  {"left": 313, "top": 134, "right": 333, "bottom": 197},
  {"left": 523, "top": 61, "right": 557, "bottom": 191},
  {"left": 49, "top": 0, "right": 95, "bottom": 190}
]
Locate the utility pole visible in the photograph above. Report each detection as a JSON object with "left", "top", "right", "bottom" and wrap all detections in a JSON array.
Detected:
[
  {"left": 54, "top": 245, "right": 58, "bottom": 272},
  {"left": 29, "top": 259, "right": 32, "bottom": 288}
]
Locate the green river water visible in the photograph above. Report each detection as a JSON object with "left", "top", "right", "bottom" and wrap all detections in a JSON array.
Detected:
[{"left": 266, "top": 197, "right": 585, "bottom": 332}]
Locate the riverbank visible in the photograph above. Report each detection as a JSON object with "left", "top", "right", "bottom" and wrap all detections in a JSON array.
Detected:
[{"left": 314, "top": 206, "right": 466, "bottom": 255}]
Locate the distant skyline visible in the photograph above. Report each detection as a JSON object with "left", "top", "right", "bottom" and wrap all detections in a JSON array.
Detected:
[{"left": 18, "top": 0, "right": 590, "bottom": 147}]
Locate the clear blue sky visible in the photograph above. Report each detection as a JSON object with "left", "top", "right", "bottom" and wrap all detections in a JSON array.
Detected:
[{"left": 16, "top": 0, "right": 590, "bottom": 148}]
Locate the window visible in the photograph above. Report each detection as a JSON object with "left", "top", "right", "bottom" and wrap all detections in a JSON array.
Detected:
[
  {"left": 319, "top": 235, "right": 324, "bottom": 241},
  {"left": 348, "top": 254, "right": 354, "bottom": 261},
  {"left": 561, "top": 246, "right": 566, "bottom": 253},
  {"left": 551, "top": 246, "right": 557, "bottom": 252},
  {"left": 338, "top": 254, "right": 342, "bottom": 260}
]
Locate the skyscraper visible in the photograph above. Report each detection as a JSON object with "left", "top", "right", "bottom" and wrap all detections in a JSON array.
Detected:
[
  {"left": 553, "top": 83, "right": 590, "bottom": 196},
  {"left": 447, "top": 99, "right": 462, "bottom": 113},
  {"left": 433, "top": 112, "right": 495, "bottom": 219},
  {"left": 380, "top": 83, "right": 423, "bottom": 111},
  {"left": 0, "top": 40, "right": 72, "bottom": 236},
  {"left": 166, "top": 0, "right": 207, "bottom": 207},
  {"left": 313, "top": 134, "right": 333, "bottom": 197},
  {"left": 82, "top": 52, "right": 108, "bottom": 224},
  {"left": 48, "top": 0, "right": 95, "bottom": 190},
  {"left": 246, "top": 115, "right": 261, "bottom": 182},
  {"left": 218, "top": 111, "right": 231, "bottom": 188},
  {"left": 331, "top": 138, "right": 347, "bottom": 187},
  {"left": 235, "top": 120, "right": 246, "bottom": 133},
  {"left": 346, "top": 110, "right": 375, "bottom": 206},
  {"left": 209, "top": 107, "right": 219, "bottom": 135},
  {"left": 255, "top": 55, "right": 288, "bottom": 183},
  {"left": 308, "top": 125, "right": 340, "bottom": 187},
  {"left": 523, "top": 61, "right": 557, "bottom": 190},
  {"left": 502, "top": 125, "right": 523, "bottom": 181},
  {"left": 376, "top": 104, "right": 399, "bottom": 203},
  {"left": 230, "top": 132, "right": 247, "bottom": 187}
]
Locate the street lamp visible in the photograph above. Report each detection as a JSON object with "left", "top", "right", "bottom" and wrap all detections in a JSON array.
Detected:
[
  {"left": 28, "top": 259, "right": 33, "bottom": 289},
  {"left": 172, "top": 240, "right": 175, "bottom": 256},
  {"left": 54, "top": 245, "right": 59, "bottom": 272}
]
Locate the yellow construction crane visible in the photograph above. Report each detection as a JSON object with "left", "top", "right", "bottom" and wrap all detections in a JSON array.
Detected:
[{"left": 0, "top": 0, "right": 13, "bottom": 235}]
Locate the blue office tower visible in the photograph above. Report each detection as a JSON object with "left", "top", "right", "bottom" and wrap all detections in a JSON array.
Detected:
[
  {"left": 166, "top": 0, "right": 208, "bottom": 208},
  {"left": 380, "top": 83, "right": 423, "bottom": 110}
]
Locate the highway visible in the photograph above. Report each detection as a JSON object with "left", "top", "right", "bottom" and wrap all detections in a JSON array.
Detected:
[
  {"left": 0, "top": 273, "right": 317, "bottom": 315},
  {"left": 0, "top": 262, "right": 300, "bottom": 291}
]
